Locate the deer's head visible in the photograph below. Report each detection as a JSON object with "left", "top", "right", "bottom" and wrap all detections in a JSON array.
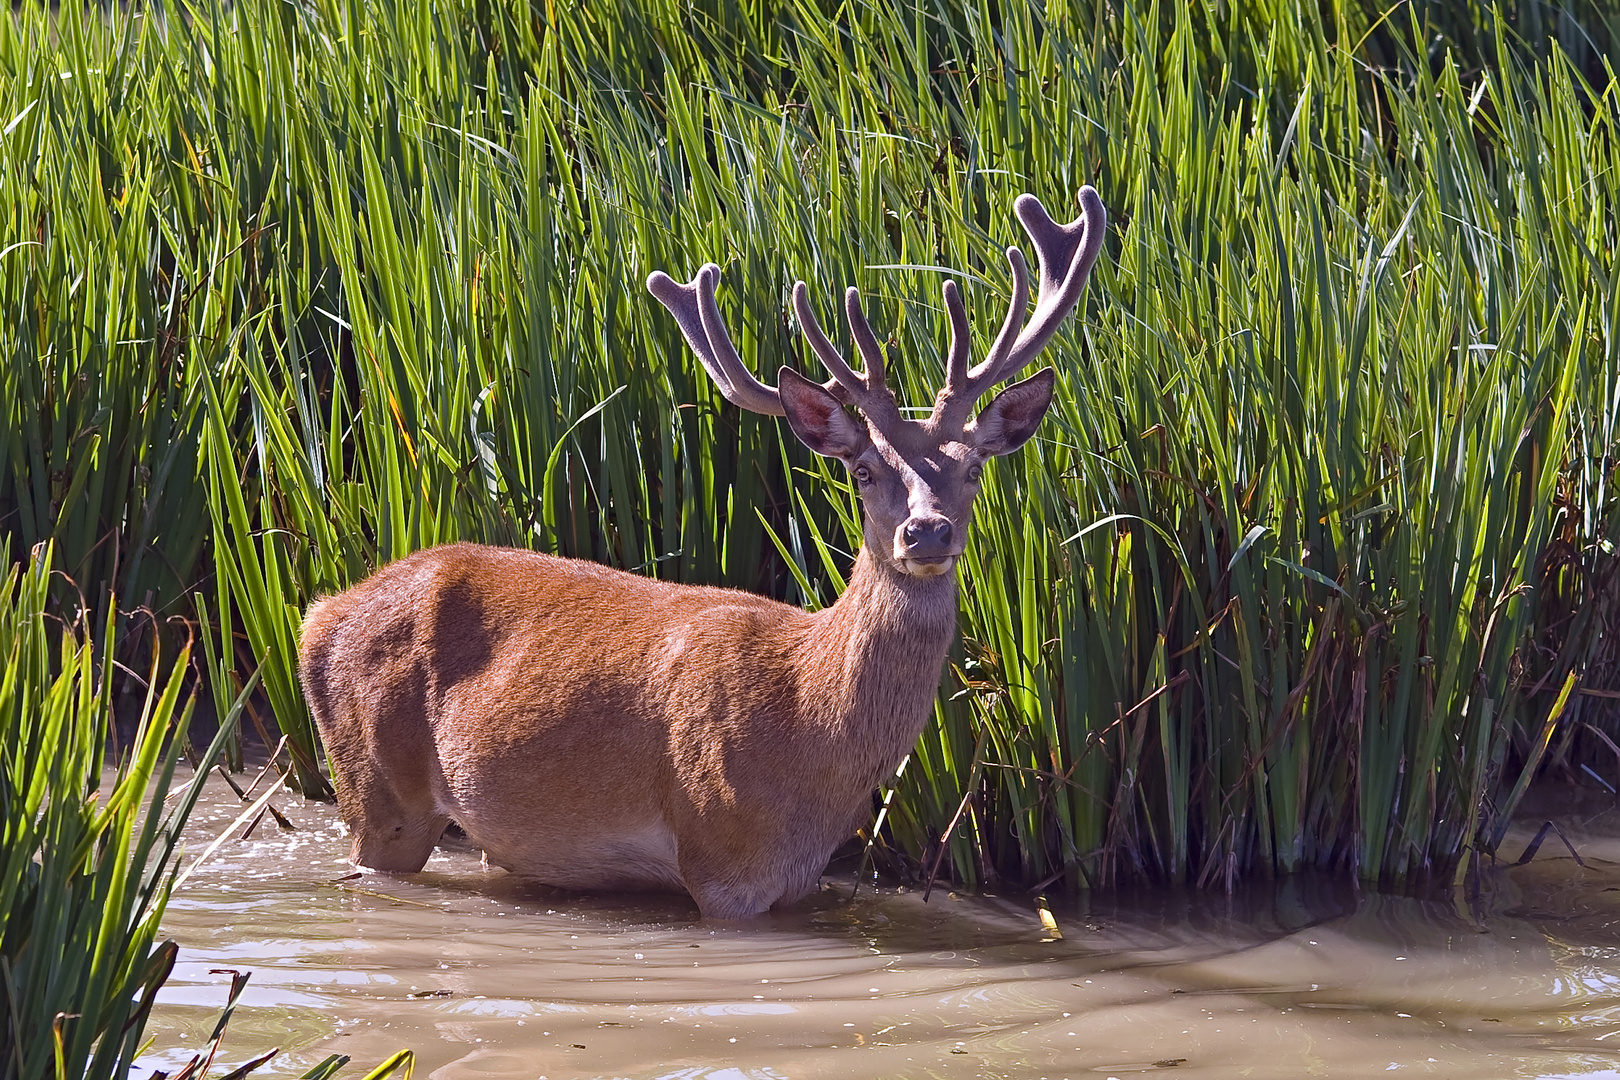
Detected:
[{"left": 649, "top": 189, "right": 1106, "bottom": 580}]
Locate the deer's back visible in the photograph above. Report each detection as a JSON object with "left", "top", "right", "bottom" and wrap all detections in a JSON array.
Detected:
[{"left": 300, "top": 539, "right": 813, "bottom": 735}]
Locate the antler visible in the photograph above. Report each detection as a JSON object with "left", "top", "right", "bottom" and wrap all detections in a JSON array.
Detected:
[
  {"left": 647, "top": 264, "right": 788, "bottom": 416},
  {"left": 931, "top": 187, "right": 1107, "bottom": 431},
  {"left": 646, "top": 264, "right": 900, "bottom": 426},
  {"left": 789, "top": 282, "right": 901, "bottom": 428},
  {"left": 649, "top": 187, "right": 1104, "bottom": 431}
]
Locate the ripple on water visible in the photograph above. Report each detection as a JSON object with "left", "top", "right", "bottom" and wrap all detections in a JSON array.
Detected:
[{"left": 139, "top": 765, "right": 1620, "bottom": 1079}]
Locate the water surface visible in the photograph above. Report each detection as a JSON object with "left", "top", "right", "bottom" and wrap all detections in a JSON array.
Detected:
[{"left": 142, "top": 769, "right": 1620, "bottom": 1079}]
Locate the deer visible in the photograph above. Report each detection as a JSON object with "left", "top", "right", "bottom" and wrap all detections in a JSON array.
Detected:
[{"left": 296, "top": 188, "right": 1107, "bottom": 919}]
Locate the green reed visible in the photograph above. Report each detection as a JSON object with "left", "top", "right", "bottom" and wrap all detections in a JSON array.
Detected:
[
  {"left": 0, "top": 539, "right": 417, "bottom": 1076},
  {"left": 0, "top": 539, "right": 240, "bottom": 1080},
  {"left": 1, "top": 0, "right": 1615, "bottom": 892}
]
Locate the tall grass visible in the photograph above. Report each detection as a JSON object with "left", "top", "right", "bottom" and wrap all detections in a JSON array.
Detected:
[
  {"left": 0, "top": 539, "right": 238, "bottom": 1080},
  {"left": 0, "top": 540, "right": 415, "bottom": 1079},
  {"left": 1, "top": 0, "right": 1615, "bottom": 891}
]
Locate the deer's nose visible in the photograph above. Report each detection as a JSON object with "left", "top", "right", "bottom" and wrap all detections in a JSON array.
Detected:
[{"left": 901, "top": 516, "right": 954, "bottom": 555}]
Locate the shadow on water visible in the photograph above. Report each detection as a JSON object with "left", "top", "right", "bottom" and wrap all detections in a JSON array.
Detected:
[{"left": 140, "top": 764, "right": 1620, "bottom": 1080}]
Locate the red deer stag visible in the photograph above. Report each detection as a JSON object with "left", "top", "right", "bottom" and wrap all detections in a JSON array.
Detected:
[{"left": 298, "top": 189, "right": 1107, "bottom": 918}]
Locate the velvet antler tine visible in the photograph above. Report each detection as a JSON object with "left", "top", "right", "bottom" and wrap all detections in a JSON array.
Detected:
[
  {"left": 844, "top": 287, "right": 887, "bottom": 391},
  {"left": 647, "top": 268, "right": 736, "bottom": 398},
  {"left": 925, "top": 278, "right": 980, "bottom": 431},
  {"left": 647, "top": 265, "right": 785, "bottom": 416},
  {"left": 791, "top": 281, "right": 862, "bottom": 390},
  {"left": 978, "top": 245, "right": 1029, "bottom": 381},
  {"left": 963, "top": 187, "right": 1107, "bottom": 394},
  {"left": 942, "top": 279, "right": 971, "bottom": 396},
  {"left": 795, "top": 281, "right": 905, "bottom": 417},
  {"left": 654, "top": 189, "right": 1103, "bottom": 436},
  {"left": 694, "top": 265, "right": 788, "bottom": 415},
  {"left": 792, "top": 282, "right": 904, "bottom": 425}
]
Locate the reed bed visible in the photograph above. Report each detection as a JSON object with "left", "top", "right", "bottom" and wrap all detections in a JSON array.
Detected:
[
  {"left": 0, "top": 540, "right": 233, "bottom": 1079},
  {"left": 0, "top": 544, "right": 412, "bottom": 1078},
  {"left": 2, "top": 0, "right": 1616, "bottom": 899}
]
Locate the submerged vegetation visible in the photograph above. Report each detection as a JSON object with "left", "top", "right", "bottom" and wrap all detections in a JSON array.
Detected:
[{"left": 1, "top": 0, "right": 1616, "bottom": 930}]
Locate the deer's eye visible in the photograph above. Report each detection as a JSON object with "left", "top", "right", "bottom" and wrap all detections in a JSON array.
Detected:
[
  {"left": 853, "top": 465, "right": 873, "bottom": 486},
  {"left": 966, "top": 464, "right": 983, "bottom": 483}
]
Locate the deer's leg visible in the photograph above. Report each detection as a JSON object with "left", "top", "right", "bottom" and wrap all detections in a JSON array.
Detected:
[
  {"left": 303, "top": 637, "right": 448, "bottom": 873},
  {"left": 769, "top": 866, "right": 826, "bottom": 911},
  {"left": 678, "top": 833, "right": 831, "bottom": 918},
  {"left": 684, "top": 877, "right": 775, "bottom": 920},
  {"left": 676, "top": 843, "right": 777, "bottom": 919},
  {"left": 330, "top": 761, "right": 450, "bottom": 873}
]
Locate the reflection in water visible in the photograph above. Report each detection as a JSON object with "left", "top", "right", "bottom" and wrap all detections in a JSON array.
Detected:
[{"left": 140, "top": 767, "right": 1620, "bottom": 1079}]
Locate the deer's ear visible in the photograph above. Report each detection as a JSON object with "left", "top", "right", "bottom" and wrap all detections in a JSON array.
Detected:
[
  {"left": 969, "top": 368, "right": 1055, "bottom": 456},
  {"left": 778, "top": 367, "right": 870, "bottom": 461}
]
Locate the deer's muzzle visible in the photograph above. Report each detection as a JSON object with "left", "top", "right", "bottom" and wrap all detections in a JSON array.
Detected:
[{"left": 895, "top": 516, "right": 958, "bottom": 577}]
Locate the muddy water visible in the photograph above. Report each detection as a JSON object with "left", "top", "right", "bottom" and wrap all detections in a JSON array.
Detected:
[{"left": 141, "top": 768, "right": 1620, "bottom": 1079}]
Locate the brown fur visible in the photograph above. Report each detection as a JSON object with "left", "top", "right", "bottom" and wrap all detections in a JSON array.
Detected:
[{"left": 299, "top": 542, "right": 959, "bottom": 918}]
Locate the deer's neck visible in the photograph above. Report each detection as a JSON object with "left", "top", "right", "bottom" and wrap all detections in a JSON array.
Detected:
[{"left": 801, "top": 547, "right": 959, "bottom": 773}]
